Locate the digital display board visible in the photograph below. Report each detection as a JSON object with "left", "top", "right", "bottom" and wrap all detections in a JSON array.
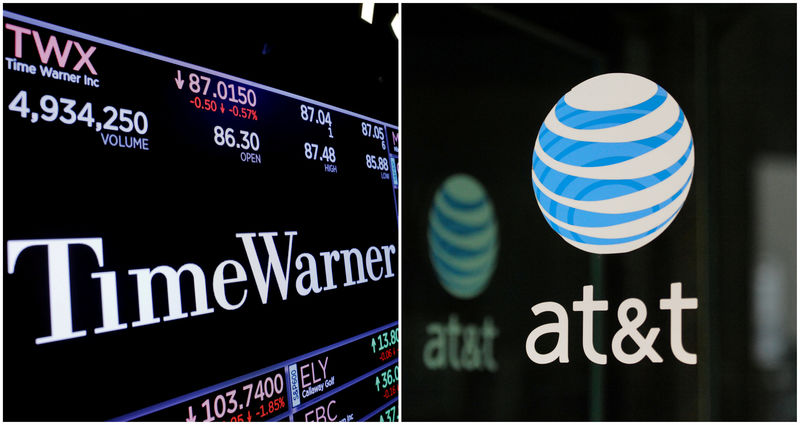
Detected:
[{"left": 3, "top": 5, "right": 398, "bottom": 421}]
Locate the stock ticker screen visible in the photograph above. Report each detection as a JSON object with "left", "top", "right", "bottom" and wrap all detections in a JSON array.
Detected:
[{"left": 3, "top": 5, "right": 398, "bottom": 422}]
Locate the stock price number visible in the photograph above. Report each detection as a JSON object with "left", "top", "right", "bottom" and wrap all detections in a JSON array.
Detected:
[
  {"left": 365, "top": 154, "right": 390, "bottom": 171},
  {"left": 186, "top": 371, "right": 286, "bottom": 422},
  {"left": 361, "top": 121, "right": 385, "bottom": 142},
  {"left": 8, "top": 89, "right": 149, "bottom": 134},
  {"left": 371, "top": 327, "right": 398, "bottom": 353},
  {"left": 374, "top": 365, "right": 399, "bottom": 391},
  {"left": 304, "top": 142, "right": 336, "bottom": 162},
  {"left": 300, "top": 104, "right": 333, "bottom": 138},
  {"left": 180, "top": 70, "right": 258, "bottom": 120},
  {"left": 213, "top": 126, "right": 259, "bottom": 150},
  {"left": 304, "top": 142, "right": 337, "bottom": 173},
  {"left": 213, "top": 126, "right": 262, "bottom": 164},
  {"left": 178, "top": 70, "right": 257, "bottom": 107},
  {"left": 378, "top": 405, "right": 397, "bottom": 422}
]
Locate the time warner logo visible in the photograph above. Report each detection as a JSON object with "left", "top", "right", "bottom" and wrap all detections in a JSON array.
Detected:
[{"left": 531, "top": 73, "right": 694, "bottom": 254}]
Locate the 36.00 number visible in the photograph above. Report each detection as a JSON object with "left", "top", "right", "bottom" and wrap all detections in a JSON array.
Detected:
[{"left": 374, "top": 365, "right": 399, "bottom": 391}]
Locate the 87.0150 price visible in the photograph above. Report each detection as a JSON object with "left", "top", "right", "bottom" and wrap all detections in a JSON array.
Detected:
[
  {"left": 8, "top": 89, "right": 149, "bottom": 135},
  {"left": 177, "top": 70, "right": 257, "bottom": 107}
]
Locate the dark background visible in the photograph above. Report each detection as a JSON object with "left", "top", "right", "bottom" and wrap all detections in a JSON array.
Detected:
[
  {"left": 3, "top": 4, "right": 397, "bottom": 421},
  {"left": 402, "top": 4, "right": 796, "bottom": 421}
]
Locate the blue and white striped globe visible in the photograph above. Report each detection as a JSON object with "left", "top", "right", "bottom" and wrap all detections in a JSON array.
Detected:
[
  {"left": 531, "top": 73, "right": 694, "bottom": 254},
  {"left": 428, "top": 174, "right": 499, "bottom": 299}
]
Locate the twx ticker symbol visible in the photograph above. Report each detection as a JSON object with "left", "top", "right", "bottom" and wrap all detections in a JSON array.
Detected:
[
  {"left": 428, "top": 174, "right": 498, "bottom": 299},
  {"left": 531, "top": 73, "right": 694, "bottom": 254},
  {"left": 5, "top": 23, "right": 98, "bottom": 75}
]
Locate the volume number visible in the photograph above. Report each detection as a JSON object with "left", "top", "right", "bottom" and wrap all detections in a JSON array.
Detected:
[{"left": 9, "top": 90, "right": 148, "bottom": 134}]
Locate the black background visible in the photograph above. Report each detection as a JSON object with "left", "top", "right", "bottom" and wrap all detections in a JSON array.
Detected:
[
  {"left": 402, "top": 4, "right": 795, "bottom": 421},
  {"left": 3, "top": 4, "right": 397, "bottom": 421}
]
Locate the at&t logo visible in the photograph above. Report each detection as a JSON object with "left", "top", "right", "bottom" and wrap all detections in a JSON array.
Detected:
[
  {"left": 531, "top": 73, "right": 694, "bottom": 254},
  {"left": 423, "top": 174, "right": 500, "bottom": 372},
  {"left": 526, "top": 74, "right": 698, "bottom": 366},
  {"left": 428, "top": 173, "right": 498, "bottom": 299}
]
